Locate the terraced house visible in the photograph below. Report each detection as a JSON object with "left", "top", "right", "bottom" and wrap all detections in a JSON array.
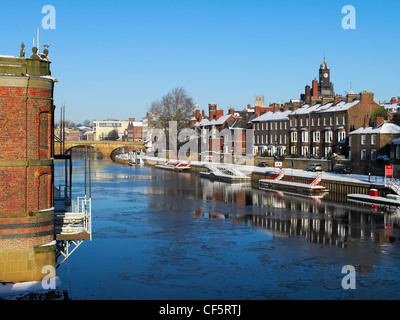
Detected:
[
  {"left": 288, "top": 91, "right": 380, "bottom": 159},
  {"left": 252, "top": 91, "right": 381, "bottom": 160}
]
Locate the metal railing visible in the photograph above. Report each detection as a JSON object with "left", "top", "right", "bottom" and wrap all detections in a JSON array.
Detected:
[
  {"left": 71, "top": 196, "right": 92, "bottom": 240},
  {"left": 387, "top": 179, "right": 400, "bottom": 196}
]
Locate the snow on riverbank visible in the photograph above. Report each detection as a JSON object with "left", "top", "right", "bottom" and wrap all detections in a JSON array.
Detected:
[{"left": 142, "top": 155, "right": 393, "bottom": 187}]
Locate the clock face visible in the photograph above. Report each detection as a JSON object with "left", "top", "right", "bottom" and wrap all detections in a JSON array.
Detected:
[{"left": 323, "top": 73, "right": 328, "bottom": 78}]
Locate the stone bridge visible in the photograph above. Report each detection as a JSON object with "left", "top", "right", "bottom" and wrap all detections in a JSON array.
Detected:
[{"left": 54, "top": 140, "right": 145, "bottom": 158}]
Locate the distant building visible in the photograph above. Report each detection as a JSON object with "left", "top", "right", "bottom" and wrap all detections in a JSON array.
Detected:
[
  {"left": 125, "top": 118, "right": 143, "bottom": 142},
  {"left": 93, "top": 119, "right": 137, "bottom": 141}
]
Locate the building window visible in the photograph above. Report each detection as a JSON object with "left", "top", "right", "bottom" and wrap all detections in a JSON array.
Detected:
[
  {"left": 336, "top": 117, "right": 339, "bottom": 125},
  {"left": 318, "top": 118, "right": 321, "bottom": 126},
  {"left": 371, "top": 134, "right": 376, "bottom": 145},
  {"left": 349, "top": 136, "right": 352, "bottom": 147},
  {"left": 396, "top": 146, "right": 400, "bottom": 159},
  {"left": 313, "top": 131, "right": 320, "bottom": 142},
  {"left": 291, "top": 131, "right": 297, "bottom": 142},
  {"left": 325, "top": 130, "right": 333, "bottom": 143},
  {"left": 301, "top": 131, "right": 308, "bottom": 143},
  {"left": 311, "top": 118, "right": 315, "bottom": 126},
  {"left": 313, "top": 146, "right": 319, "bottom": 157},
  {"left": 330, "top": 117, "right": 333, "bottom": 125},
  {"left": 343, "top": 116, "right": 346, "bottom": 125},
  {"left": 301, "top": 146, "right": 309, "bottom": 157},
  {"left": 338, "top": 131, "right": 346, "bottom": 143},
  {"left": 306, "top": 118, "right": 309, "bottom": 126},
  {"left": 300, "top": 119, "right": 303, "bottom": 127},
  {"left": 371, "top": 149, "right": 377, "bottom": 161},
  {"left": 324, "top": 118, "right": 327, "bottom": 126},
  {"left": 361, "top": 135, "right": 366, "bottom": 145},
  {"left": 290, "top": 119, "right": 293, "bottom": 127},
  {"left": 361, "top": 149, "right": 366, "bottom": 160},
  {"left": 325, "top": 147, "right": 332, "bottom": 158}
]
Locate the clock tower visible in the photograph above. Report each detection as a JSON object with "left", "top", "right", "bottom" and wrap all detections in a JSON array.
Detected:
[{"left": 318, "top": 58, "right": 335, "bottom": 97}]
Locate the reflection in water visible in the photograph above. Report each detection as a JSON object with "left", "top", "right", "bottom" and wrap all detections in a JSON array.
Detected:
[
  {"left": 141, "top": 168, "right": 399, "bottom": 248},
  {"left": 56, "top": 157, "right": 400, "bottom": 300}
]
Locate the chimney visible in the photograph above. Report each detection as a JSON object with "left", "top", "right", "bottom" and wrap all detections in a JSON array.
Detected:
[
  {"left": 312, "top": 78, "right": 318, "bottom": 98},
  {"left": 364, "top": 114, "right": 370, "bottom": 128},
  {"left": 129, "top": 118, "right": 135, "bottom": 122},
  {"left": 216, "top": 109, "right": 223, "bottom": 120},
  {"left": 305, "top": 85, "right": 311, "bottom": 104},
  {"left": 391, "top": 97, "right": 397, "bottom": 104},
  {"left": 254, "top": 106, "right": 260, "bottom": 116},
  {"left": 209, "top": 103, "right": 217, "bottom": 120},
  {"left": 202, "top": 110, "right": 206, "bottom": 118},
  {"left": 374, "top": 115, "right": 384, "bottom": 128},
  {"left": 360, "top": 91, "right": 374, "bottom": 103},
  {"left": 334, "top": 94, "right": 345, "bottom": 104},
  {"left": 229, "top": 108, "right": 235, "bottom": 116}
]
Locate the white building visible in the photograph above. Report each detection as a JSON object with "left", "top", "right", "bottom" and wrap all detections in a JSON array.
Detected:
[{"left": 93, "top": 119, "right": 129, "bottom": 141}]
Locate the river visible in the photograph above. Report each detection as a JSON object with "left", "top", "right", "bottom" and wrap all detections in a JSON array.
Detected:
[{"left": 56, "top": 158, "right": 400, "bottom": 300}]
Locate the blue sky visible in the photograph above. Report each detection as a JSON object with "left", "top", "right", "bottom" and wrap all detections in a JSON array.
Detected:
[{"left": 1, "top": 0, "right": 400, "bottom": 123}]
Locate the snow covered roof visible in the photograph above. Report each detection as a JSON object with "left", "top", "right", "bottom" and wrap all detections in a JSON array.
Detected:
[
  {"left": 252, "top": 110, "right": 291, "bottom": 122},
  {"left": 350, "top": 122, "right": 400, "bottom": 135},
  {"left": 193, "top": 118, "right": 211, "bottom": 127},
  {"left": 195, "top": 114, "right": 232, "bottom": 127},
  {"left": 316, "top": 99, "right": 360, "bottom": 113}
]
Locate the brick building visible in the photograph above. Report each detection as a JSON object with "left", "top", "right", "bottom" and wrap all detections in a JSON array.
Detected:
[
  {"left": 0, "top": 43, "right": 57, "bottom": 283},
  {"left": 192, "top": 103, "right": 262, "bottom": 157},
  {"left": 287, "top": 91, "right": 380, "bottom": 158},
  {"left": 349, "top": 117, "right": 400, "bottom": 174},
  {"left": 125, "top": 118, "right": 143, "bottom": 142},
  {"left": 252, "top": 110, "right": 291, "bottom": 157}
]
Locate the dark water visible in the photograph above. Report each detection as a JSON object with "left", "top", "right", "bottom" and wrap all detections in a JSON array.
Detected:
[{"left": 56, "top": 159, "right": 400, "bottom": 300}]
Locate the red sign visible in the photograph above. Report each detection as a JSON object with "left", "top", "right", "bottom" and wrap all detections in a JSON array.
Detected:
[
  {"left": 385, "top": 165, "right": 393, "bottom": 177},
  {"left": 274, "top": 161, "right": 283, "bottom": 168}
]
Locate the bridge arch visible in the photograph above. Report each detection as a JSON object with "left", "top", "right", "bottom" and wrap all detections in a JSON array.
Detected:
[
  {"left": 55, "top": 141, "right": 145, "bottom": 159},
  {"left": 65, "top": 145, "right": 104, "bottom": 159},
  {"left": 110, "top": 146, "right": 141, "bottom": 161}
]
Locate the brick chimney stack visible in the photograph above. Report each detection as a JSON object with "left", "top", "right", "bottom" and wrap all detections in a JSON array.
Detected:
[
  {"left": 364, "top": 114, "right": 370, "bottom": 128},
  {"left": 312, "top": 78, "right": 318, "bottom": 98},
  {"left": 374, "top": 115, "right": 384, "bottom": 128},
  {"left": 208, "top": 103, "right": 217, "bottom": 120}
]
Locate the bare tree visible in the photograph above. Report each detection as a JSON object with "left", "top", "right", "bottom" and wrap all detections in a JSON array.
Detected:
[{"left": 148, "top": 87, "right": 196, "bottom": 138}]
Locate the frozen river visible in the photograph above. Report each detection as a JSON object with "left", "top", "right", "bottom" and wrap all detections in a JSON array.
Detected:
[{"left": 56, "top": 159, "right": 400, "bottom": 300}]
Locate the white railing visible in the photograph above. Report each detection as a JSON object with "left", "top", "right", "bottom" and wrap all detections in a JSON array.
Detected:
[
  {"left": 387, "top": 180, "right": 400, "bottom": 196},
  {"left": 71, "top": 196, "right": 92, "bottom": 240}
]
